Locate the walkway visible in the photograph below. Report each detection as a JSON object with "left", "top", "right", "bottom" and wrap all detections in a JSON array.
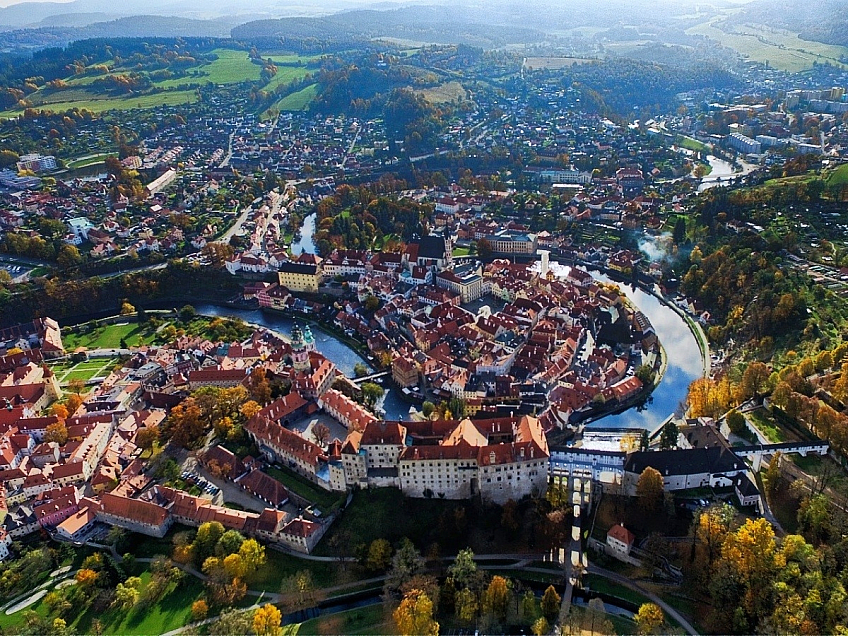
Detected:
[
  {"left": 587, "top": 564, "right": 699, "bottom": 635},
  {"left": 351, "top": 370, "right": 390, "bottom": 384}
]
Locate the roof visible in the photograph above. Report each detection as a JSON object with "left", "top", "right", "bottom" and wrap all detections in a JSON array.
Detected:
[
  {"left": 238, "top": 470, "right": 289, "bottom": 507},
  {"left": 416, "top": 236, "right": 447, "bottom": 260},
  {"left": 100, "top": 493, "right": 168, "bottom": 527},
  {"left": 360, "top": 420, "right": 407, "bottom": 446},
  {"left": 607, "top": 523, "right": 635, "bottom": 546},
  {"left": 624, "top": 447, "right": 744, "bottom": 477},
  {"left": 278, "top": 262, "right": 319, "bottom": 275}
]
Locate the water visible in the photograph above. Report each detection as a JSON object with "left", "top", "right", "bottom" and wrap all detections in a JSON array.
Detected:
[
  {"left": 698, "top": 155, "right": 757, "bottom": 192},
  {"left": 193, "top": 304, "right": 410, "bottom": 420},
  {"left": 547, "top": 263, "right": 704, "bottom": 431},
  {"left": 290, "top": 212, "right": 317, "bottom": 255}
]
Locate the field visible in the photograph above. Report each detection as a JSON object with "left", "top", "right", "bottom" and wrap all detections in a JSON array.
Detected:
[
  {"left": 62, "top": 321, "right": 158, "bottom": 350},
  {"left": 0, "top": 90, "right": 197, "bottom": 117},
  {"left": 263, "top": 64, "right": 316, "bottom": 93},
  {"left": 270, "top": 84, "right": 319, "bottom": 113},
  {"left": 66, "top": 152, "right": 115, "bottom": 169},
  {"left": 522, "top": 57, "right": 594, "bottom": 70},
  {"left": 686, "top": 17, "right": 848, "bottom": 72},
  {"left": 676, "top": 135, "right": 710, "bottom": 153},
  {"left": 415, "top": 81, "right": 467, "bottom": 104},
  {"left": 50, "top": 356, "right": 119, "bottom": 384},
  {"left": 284, "top": 604, "right": 392, "bottom": 636},
  {"left": 827, "top": 164, "right": 848, "bottom": 187},
  {"left": 154, "top": 49, "right": 262, "bottom": 88}
]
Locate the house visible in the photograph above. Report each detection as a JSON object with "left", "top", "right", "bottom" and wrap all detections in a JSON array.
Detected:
[
  {"left": 734, "top": 474, "right": 761, "bottom": 508},
  {"left": 277, "top": 262, "right": 322, "bottom": 294},
  {"left": 56, "top": 506, "right": 98, "bottom": 542},
  {"left": 623, "top": 447, "right": 748, "bottom": 495},
  {"left": 606, "top": 523, "right": 635, "bottom": 555},
  {"left": 96, "top": 493, "right": 173, "bottom": 538}
]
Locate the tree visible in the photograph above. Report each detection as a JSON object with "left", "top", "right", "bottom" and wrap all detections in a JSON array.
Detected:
[
  {"left": 312, "top": 422, "right": 331, "bottom": 447},
  {"left": 193, "top": 521, "right": 225, "bottom": 564},
  {"left": 165, "top": 398, "right": 205, "bottom": 449},
  {"left": 223, "top": 553, "right": 246, "bottom": 580},
  {"left": 477, "top": 238, "right": 493, "bottom": 260},
  {"left": 354, "top": 362, "right": 368, "bottom": 378},
  {"left": 726, "top": 410, "right": 746, "bottom": 436},
  {"left": 44, "top": 421, "right": 68, "bottom": 445},
  {"left": 635, "top": 364, "right": 655, "bottom": 386},
  {"left": 421, "top": 401, "right": 435, "bottom": 418},
  {"left": 448, "top": 548, "right": 478, "bottom": 590},
  {"left": 763, "top": 451, "right": 782, "bottom": 495},
  {"left": 113, "top": 577, "right": 142, "bottom": 609},
  {"left": 56, "top": 244, "right": 82, "bottom": 269},
  {"left": 636, "top": 467, "right": 665, "bottom": 512},
  {"left": 364, "top": 294, "right": 380, "bottom": 312},
  {"left": 253, "top": 604, "right": 282, "bottom": 636},
  {"left": 455, "top": 587, "right": 478, "bottom": 624},
  {"left": 212, "top": 608, "right": 253, "bottom": 636},
  {"left": 240, "top": 400, "right": 262, "bottom": 420},
  {"left": 75, "top": 568, "right": 99, "bottom": 589},
  {"left": 238, "top": 538, "right": 266, "bottom": 572},
  {"left": 280, "top": 570, "right": 323, "bottom": 614},
  {"left": 135, "top": 426, "right": 158, "bottom": 454},
  {"left": 634, "top": 603, "right": 665, "bottom": 634},
  {"left": 483, "top": 575, "right": 511, "bottom": 622},
  {"left": 366, "top": 538, "right": 393, "bottom": 572},
  {"left": 120, "top": 301, "right": 136, "bottom": 316},
  {"left": 541, "top": 585, "right": 561, "bottom": 619},
  {"left": 393, "top": 589, "right": 440, "bottom": 636},
  {"left": 191, "top": 599, "right": 209, "bottom": 620},
  {"left": 531, "top": 616, "right": 549, "bottom": 636},
  {"left": 659, "top": 421, "right": 678, "bottom": 450},
  {"left": 179, "top": 304, "right": 197, "bottom": 322},
  {"left": 217, "top": 530, "right": 245, "bottom": 556},
  {"left": 386, "top": 539, "right": 425, "bottom": 596},
  {"left": 582, "top": 597, "right": 614, "bottom": 636},
  {"left": 361, "top": 382, "right": 384, "bottom": 407}
]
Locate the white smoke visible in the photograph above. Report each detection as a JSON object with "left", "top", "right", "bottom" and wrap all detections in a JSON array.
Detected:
[{"left": 638, "top": 233, "right": 673, "bottom": 262}]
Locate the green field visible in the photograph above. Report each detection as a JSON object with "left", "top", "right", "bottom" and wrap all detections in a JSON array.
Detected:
[
  {"left": 63, "top": 321, "right": 159, "bottom": 350},
  {"left": 155, "top": 49, "right": 262, "bottom": 88},
  {"left": 50, "top": 357, "right": 119, "bottom": 384},
  {"left": 0, "top": 90, "right": 197, "bottom": 117},
  {"left": 271, "top": 84, "right": 319, "bottom": 113},
  {"left": 66, "top": 153, "right": 115, "bottom": 169},
  {"left": 677, "top": 135, "right": 710, "bottom": 153},
  {"left": 827, "top": 164, "right": 848, "bottom": 187},
  {"left": 262, "top": 66, "right": 314, "bottom": 93},
  {"left": 686, "top": 17, "right": 848, "bottom": 72}
]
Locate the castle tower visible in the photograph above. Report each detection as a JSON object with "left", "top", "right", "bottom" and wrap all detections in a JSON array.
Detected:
[
  {"left": 291, "top": 324, "right": 311, "bottom": 372},
  {"left": 303, "top": 325, "right": 316, "bottom": 352}
]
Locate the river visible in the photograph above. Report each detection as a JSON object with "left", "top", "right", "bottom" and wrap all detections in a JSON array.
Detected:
[
  {"left": 290, "top": 212, "right": 317, "bottom": 255},
  {"left": 547, "top": 263, "right": 704, "bottom": 431},
  {"left": 698, "top": 155, "right": 758, "bottom": 192},
  {"left": 194, "top": 304, "right": 412, "bottom": 420}
]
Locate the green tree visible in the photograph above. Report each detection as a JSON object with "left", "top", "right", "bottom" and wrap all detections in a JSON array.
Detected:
[
  {"left": 726, "top": 410, "right": 746, "bottom": 436},
  {"left": 361, "top": 382, "right": 384, "bottom": 407},
  {"left": 448, "top": 549, "right": 478, "bottom": 590},
  {"left": 421, "top": 401, "right": 435, "bottom": 418},
  {"left": 659, "top": 421, "right": 679, "bottom": 450}
]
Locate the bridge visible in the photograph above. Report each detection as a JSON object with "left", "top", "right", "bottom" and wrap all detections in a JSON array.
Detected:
[{"left": 351, "top": 370, "right": 390, "bottom": 384}]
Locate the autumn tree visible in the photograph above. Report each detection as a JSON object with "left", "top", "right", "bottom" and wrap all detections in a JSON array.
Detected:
[
  {"left": 135, "top": 426, "right": 159, "bottom": 454},
  {"left": 636, "top": 467, "right": 664, "bottom": 512},
  {"left": 191, "top": 599, "right": 209, "bottom": 620},
  {"left": 531, "top": 616, "right": 549, "bottom": 636},
  {"left": 634, "top": 603, "right": 665, "bottom": 634},
  {"left": 253, "top": 604, "right": 282, "bottom": 636},
  {"left": 164, "top": 398, "right": 205, "bottom": 449},
  {"left": 366, "top": 538, "right": 393, "bottom": 572},
  {"left": 483, "top": 575, "right": 511, "bottom": 622},
  {"left": 582, "top": 598, "right": 614, "bottom": 636},
  {"left": 238, "top": 538, "right": 266, "bottom": 572},
  {"left": 541, "top": 585, "right": 561, "bottom": 620},
  {"left": 393, "top": 588, "right": 439, "bottom": 636},
  {"left": 455, "top": 588, "right": 478, "bottom": 624},
  {"left": 44, "top": 421, "right": 68, "bottom": 445}
]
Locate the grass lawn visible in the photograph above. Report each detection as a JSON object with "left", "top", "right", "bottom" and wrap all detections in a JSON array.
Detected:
[
  {"left": 584, "top": 574, "right": 651, "bottom": 607},
  {"left": 263, "top": 466, "right": 344, "bottom": 512},
  {"left": 270, "top": 84, "right": 319, "bottom": 113},
  {"left": 66, "top": 152, "right": 115, "bottom": 169},
  {"left": 0, "top": 90, "right": 197, "bottom": 117},
  {"left": 452, "top": 246, "right": 471, "bottom": 256},
  {"left": 745, "top": 409, "right": 790, "bottom": 443},
  {"left": 63, "top": 321, "right": 158, "bottom": 350},
  {"left": 827, "top": 164, "right": 848, "bottom": 187},
  {"left": 285, "top": 603, "right": 393, "bottom": 636},
  {"left": 248, "top": 547, "right": 344, "bottom": 591},
  {"left": 262, "top": 66, "right": 314, "bottom": 93},
  {"left": 155, "top": 49, "right": 261, "bottom": 88},
  {"left": 676, "top": 135, "right": 710, "bottom": 153}
]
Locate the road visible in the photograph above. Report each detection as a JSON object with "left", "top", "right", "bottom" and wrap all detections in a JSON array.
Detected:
[
  {"left": 219, "top": 132, "right": 235, "bottom": 168},
  {"left": 216, "top": 204, "right": 252, "bottom": 245}
]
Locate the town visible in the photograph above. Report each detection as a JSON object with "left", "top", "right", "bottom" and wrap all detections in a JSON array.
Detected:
[{"left": 0, "top": 16, "right": 848, "bottom": 635}]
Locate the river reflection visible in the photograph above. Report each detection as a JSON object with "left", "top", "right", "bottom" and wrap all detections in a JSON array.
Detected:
[
  {"left": 546, "top": 263, "right": 703, "bottom": 430},
  {"left": 194, "top": 304, "right": 411, "bottom": 420}
]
